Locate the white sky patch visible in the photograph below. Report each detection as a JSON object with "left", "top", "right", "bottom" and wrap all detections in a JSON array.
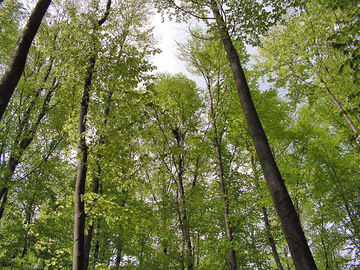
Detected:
[
  {"left": 150, "top": 14, "right": 205, "bottom": 89},
  {"left": 149, "top": 14, "right": 273, "bottom": 94}
]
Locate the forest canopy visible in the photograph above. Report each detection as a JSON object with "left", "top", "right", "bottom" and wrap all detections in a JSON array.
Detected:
[{"left": 0, "top": 0, "right": 359, "bottom": 269}]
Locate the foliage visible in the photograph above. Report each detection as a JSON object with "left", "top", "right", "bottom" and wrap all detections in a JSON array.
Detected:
[{"left": 0, "top": 0, "right": 358, "bottom": 269}]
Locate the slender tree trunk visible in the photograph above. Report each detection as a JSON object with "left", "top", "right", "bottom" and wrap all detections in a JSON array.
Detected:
[
  {"left": 84, "top": 162, "right": 101, "bottom": 269},
  {"left": 73, "top": 3, "right": 111, "bottom": 268},
  {"left": 84, "top": 223, "right": 94, "bottom": 269},
  {"left": 92, "top": 233, "right": 100, "bottom": 269},
  {"left": 319, "top": 76, "right": 359, "bottom": 140},
  {"left": 115, "top": 246, "right": 122, "bottom": 268},
  {"left": 0, "top": 187, "right": 8, "bottom": 220},
  {"left": 173, "top": 128, "right": 194, "bottom": 270},
  {"left": 73, "top": 55, "right": 94, "bottom": 270},
  {"left": 0, "top": 76, "right": 56, "bottom": 221},
  {"left": 0, "top": 0, "right": 51, "bottom": 120},
  {"left": 211, "top": 2, "right": 317, "bottom": 269},
  {"left": 207, "top": 82, "right": 237, "bottom": 270},
  {"left": 320, "top": 232, "right": 329, "bottom": 270},
  {"left": 84, "top": 88, "right": 112, "bottom": 269},
  {"left": 196, "top": 233, "right": 200, "bottom": 266},
  {"left": 250, "top": 154, "right": 284, "bottom": 270},
  {"left": 262, "top": 207, "right": 284, "bottom": 270},
  {"left": 179, "top": 168, "right": 194, "bottom": 270}
]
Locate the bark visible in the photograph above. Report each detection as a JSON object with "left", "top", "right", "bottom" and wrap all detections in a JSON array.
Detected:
[
  {"left": 0, "top": 0, "right": 51, "bottom": 120},
  {"left": 0, "top": 76, "right": 56, "bottom": 221},
  {"left": 73, "top": 55, "right": 94, "bottom": 270},
  {"left": 319, "top": 76, "right": 359, "bottom": 141},
  {"left": 250, "top": 154, "right": 284, "bottom": 270},
  {"left": 173, "top": 127, "right": 194, "bottom": 270},
  {"left": 21, "top": 191, "right": 36, "bottom": 260},
  {"left": 73, "top": 2, "right": 111, "bottom": 269},
  {"left": 207, "top": 81, "right": 237, "bottom": 270},
  {"left": 210, "top": 2, "right": 317, "bottom": 269},
  {"left": 196, "top": 233, "right": 200, "bottom": 266},
  {"left": 320, "top": 235, "right": 329, "bottom": 270},
  {"left": 115, "top": 246, "right": 122, "bottom": 268},
  {"left": 262, "top": 206, "right": 284, "bottom": 270},
  {"left": 84, "top": 162, "right": 101, "bottom": 269},
  {"left": 84, "top": 223, "right": 94, "bottom": 269},
  {"left": 93, "top": 234, "right": 100, "bottom": 266},
  {"left": 0, "top": 187, "right": 8, "bottom": 220},
  {"left": 84, "top": 76, "right": 112, "bottom": 270}
]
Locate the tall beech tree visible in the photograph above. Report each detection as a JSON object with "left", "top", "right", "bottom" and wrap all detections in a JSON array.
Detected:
[
  {"left": 0, "top": 0, "right": 51, "bottom": 120},
  {"left": 257, "top": 0, "right": 360, "bottom": 144},
  {"left": 73, "top": 1, "right": 111, "bottom": 269},
  {"left": 179, "top": 35, "right": 239, "bottom": 269},
  {"left": 156, "top": 0, "right": 317, "bottom": 268},
  {"left": 149, "top": 73, "right": 204, "bottom": 270},
  {"left": 211, "top": 3, "right": 316, "bottom": 268}
]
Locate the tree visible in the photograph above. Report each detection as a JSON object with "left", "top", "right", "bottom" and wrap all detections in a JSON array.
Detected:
[
  {"left": 257, "top": 0, "right": 359, "bottom": 144},
  {"left": 156, "top": 0, "right": 317, "bottom": 268},
  {"left": 1, "top": 0, "right": 358, "bottom": 268},
  {"left": 0, "top": 0, "right": 51, "bottom": 120},
  {"left": 148, "top": 73, "right": 204, "bottom": 269},
  {"left": 179, "top": 33, "right": 241, "bottom": 269}
]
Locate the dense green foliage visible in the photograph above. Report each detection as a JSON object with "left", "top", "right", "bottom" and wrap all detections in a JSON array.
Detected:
[{"left": 0, "top": 0, "right": 359, "bottom": 269}]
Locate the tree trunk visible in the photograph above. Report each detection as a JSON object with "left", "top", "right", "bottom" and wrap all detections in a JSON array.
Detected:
[
  {"left": 115, "top": 246, "right": 122, "bottom": 268},
  {"left": 84, "top": 69, "right": 113, "bottom": 270},
  {"left": 173, "top": 128, "right": 194, "bottom": 270},
  {"left": 84, "top": 162, "right": 101, "bottom": 269},
  {"left": 178, "top": 164, "right": 194, "bottom": 270},
  {"left": 73, "top": 55, "right": 94, "bottom": 270},
  {"left": 262, "top": 206, "right": 284, "bottom": 270},
  {"left": 73, "top": 2, "right": 111, "bottom": 268},
  {"left": 320, "top": 231, "right": 329, "bottom": 270},
  {"left": 0, "top": 76, "right": 56, "bottom": 221},
  {"left": 250, "top": 154, "right": 284, "bottom": 270},
  {"left": 211, "top": 2, "right": 317, "bottom": 269},
  {"left": 207, "top": 81, "right": 237, "bottom": 270},
  {"left": 0, "top": 187, "right": 8, "bottom": 220},
  {"left": 0, "top": 0, "right": 51, "bottom": 120}
]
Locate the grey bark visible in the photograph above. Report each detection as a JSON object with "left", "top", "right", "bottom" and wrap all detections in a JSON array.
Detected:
[
  {"left": 250, "top": 154, "right": 284, "bottom": 270},
  {"left": 171, "top": 126, "right": 194, "bottom": 270},
  {"left": 0, "top": 0, "right": 51, "bottom": 120},
  {"left": 0, "top": 71, "right": 56, "bottom": 220},
  {"left": 210, "top": 2, "right": 317, "bottom": 269},
  {"left": 73, "top": 56, "right": 94, "bottom": 270},
  {"left": 72, "top": 2, "right": 111, "bottom": 269}
]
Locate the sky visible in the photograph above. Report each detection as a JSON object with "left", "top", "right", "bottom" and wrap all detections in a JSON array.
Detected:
[
  {"left": 150, "top": 13, "right": 206, "bottom": 88},
  {"left": 149, "top": 13, "right": 271, "bottom": 93}
]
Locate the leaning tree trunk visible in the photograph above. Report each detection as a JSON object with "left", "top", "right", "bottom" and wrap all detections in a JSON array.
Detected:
[
  {"left": 0, "top": 0, "right": 51, "bottom": 120},
  {"left": 0, "top": 73, "right": 56, "bottom": 220},
  {"left": 211, "top": 2, "right": 317, "bottom": 269}
]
